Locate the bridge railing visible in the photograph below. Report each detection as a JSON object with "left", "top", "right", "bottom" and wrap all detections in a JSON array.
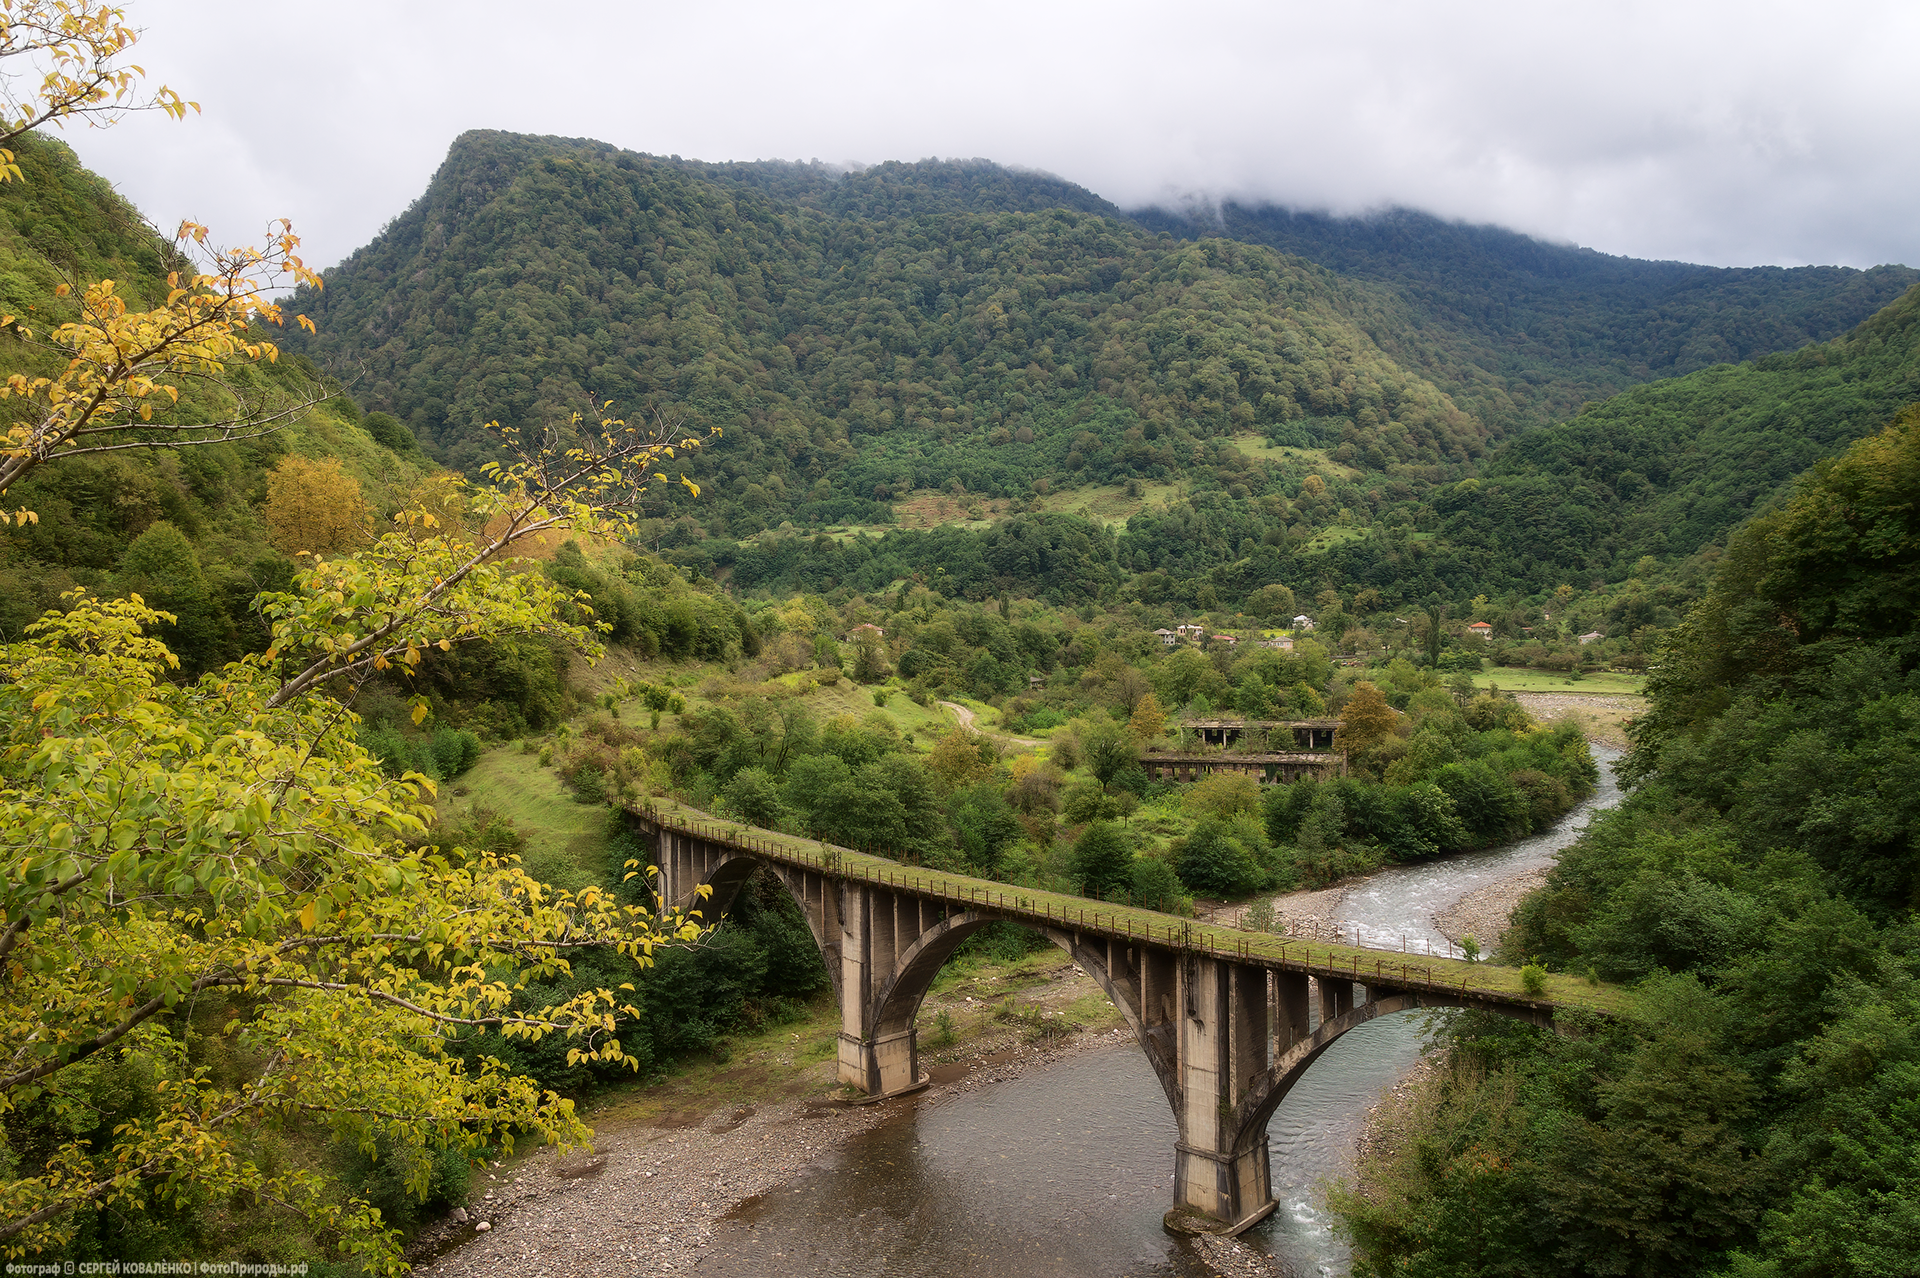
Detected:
[{"left": 632, "top": 800, "right": 1591, "bottom": 1011}]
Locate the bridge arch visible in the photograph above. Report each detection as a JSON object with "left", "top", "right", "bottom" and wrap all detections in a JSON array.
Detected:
[
  {"left": 1225, "top": 992, "right": 1554, "bottom": 1164},
  {"left": 868, "top": 913, "right": 1179, "bottom": 1109},
  {"left": 660, "top": 839, "right": 1181, "bottom": 1107}
]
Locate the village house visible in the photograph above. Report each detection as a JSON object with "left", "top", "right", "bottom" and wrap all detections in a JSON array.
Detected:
[
  {"left": 1466, "top": 621, "right": 1494, "bottom": 638},
  {"left": 1578, "top": 630, "right": 1606, "bottom": 644},
  {"left": 1291, "top": 614, "right": 1315, "bottom": 630},
  {"left": 1154, "top": 628, "right": 1177, "bottom": 647}
]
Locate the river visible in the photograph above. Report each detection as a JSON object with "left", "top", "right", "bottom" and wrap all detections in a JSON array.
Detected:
[{"left": 695, "top": 748, "right": 1624, "bottom": 1278}]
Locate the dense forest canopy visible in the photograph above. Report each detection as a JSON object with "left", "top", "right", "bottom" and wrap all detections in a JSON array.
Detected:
[
  {"left": 1336, "top": 411, "right": 1920, "bottom": 1278},
  {"left": 274, "top": 131, "right": 1920, "bottom": 616},
  {"left": 1135, "top": 201, "right": 1920, "bottom": 433}
]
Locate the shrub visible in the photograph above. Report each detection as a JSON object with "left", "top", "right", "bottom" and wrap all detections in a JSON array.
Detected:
[
  {"left": 723, "top": 767, "right": 785, "bottom": 828},
  {"left": 1521, "top": 963, "right": 1548, "bottom": 996},
  {"left": 1070, "top": 821, "right": 1132, "bottom": 899},
  {"left": 1178, "top": 815, "right": 1267, "bottom": 897},
  {"left": 430, "top": 727, "right": 482, "bottom": 779},
  {"left": 571, "top": 765, "right": 608, "bottom": 805},
  {"left": 1130, "top": 855, "right": 1184, "bottom": 912},
  {"left": 1061, "top": 780, "right": 1122, "bottom": 824}
]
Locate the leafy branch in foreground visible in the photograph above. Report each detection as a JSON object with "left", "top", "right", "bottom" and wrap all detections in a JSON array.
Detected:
[
  {"left": 0, "top": 0, "right": 197, "bottom": 179},
  {"left": 0, "top": 583, "right": 708, "bottom": 1265},
  {"left": 257, "top": 405, "right": 713, "bottom": 710},
  {"left": 0, "top": 218, "right": 323, "bottom": 522}
]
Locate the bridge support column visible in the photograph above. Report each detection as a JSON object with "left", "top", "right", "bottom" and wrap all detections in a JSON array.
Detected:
[
  {"left": 1273, "top": 970, "right": 1310, "bottom": 1052},
  {"left": 1319, "top": 974, "right": 1354, "bottom": 1023},
  {"left": 835, "top": 880, "right": 927, "bottom": 1098},
  {"left": 1172, "top": 956, "right": 1276, "bottom": 1231}
]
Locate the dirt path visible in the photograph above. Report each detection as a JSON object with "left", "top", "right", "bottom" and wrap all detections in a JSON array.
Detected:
[{"left": 939, "top": 699, "right": 1042, "bottom": 747}]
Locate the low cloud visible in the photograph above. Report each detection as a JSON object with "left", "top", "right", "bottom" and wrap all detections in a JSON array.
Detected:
[{"left": 67, "top": 0, "right": 1920, "bottom": 270}]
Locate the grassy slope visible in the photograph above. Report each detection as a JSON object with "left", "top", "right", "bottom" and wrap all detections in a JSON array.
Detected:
[
  {"left": 1470, "top": 669, "right": 1645, "bottom": 695},
  {"left": 440, "top": 747, "right": 611, "bottom": 891}
]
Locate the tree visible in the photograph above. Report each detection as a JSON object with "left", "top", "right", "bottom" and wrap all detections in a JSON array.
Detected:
[
  {"left": 1184, "top": 771, "right": 1261, "bottom": 820},
  {"left": 1248, "top": 583, "right": 1296, "bottom": 620},
  {"left": 850, "top": 625, "right": 890, "bottom": 683},
  {"left": 262, "top": 453, "right": 371, "bottom": 555},
  {"left": 926, "top": 728, "right": 995, "bottom": 791},
  {"left": 947, "top": 783, "right": 1023, "bottom": 874},
  {"left": 1335, "top": 680, "right": 1399, "bottom": 757},
  {"left": 1070, "top": 821, "right": 1131, "bottom": 899},
  {"left": 1128, "top": 690, "right": 1168, "bottom": 741},
  {"left": 1081, "top": 716, "right": 1138, "bottom": 793},
  {"left": 0, "top": 406, "right": 711, "bottom": 1264},
  {"left": 0, "top": 590, "right": 711, "bottom": 1265},
  {"left": 0, "top": 68, "right": 717, "bottom": 1249}
]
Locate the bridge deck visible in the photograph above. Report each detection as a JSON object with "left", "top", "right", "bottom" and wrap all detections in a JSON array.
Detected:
[{"left": 632, "top": 798, "right": 1636, "bottom": 1021}]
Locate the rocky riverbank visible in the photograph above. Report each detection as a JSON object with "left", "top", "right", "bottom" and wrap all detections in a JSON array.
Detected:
[
  {"left": 1431, "top": 868, "right": 1547, "bottom": 953},
  {"left": 408, "top": 966, "right": 1242, "bottom": 1276},
  {"left": 1509, "top": 690, "right": 1643, "bottom": 747}
]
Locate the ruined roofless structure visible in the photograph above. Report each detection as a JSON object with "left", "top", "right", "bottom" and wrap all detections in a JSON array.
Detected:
[{"left": 1141, "top": 718, "right": 1347, "bottom": 784}]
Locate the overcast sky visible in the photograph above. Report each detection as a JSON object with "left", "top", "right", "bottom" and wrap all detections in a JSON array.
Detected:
[{"left": 58, "top": 0, "right": 1920, "bottom": 274}]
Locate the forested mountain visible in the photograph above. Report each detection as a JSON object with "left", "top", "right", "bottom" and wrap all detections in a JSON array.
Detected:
[
  {"left": 1135, "top": 201, "right": 1919, "bottom": 432},
  {"left": 285, "top": 130, "right": 1487, "bottom": 524},
  {"left": 279, "top": 131, "right": 1919, "bottom": 615}
]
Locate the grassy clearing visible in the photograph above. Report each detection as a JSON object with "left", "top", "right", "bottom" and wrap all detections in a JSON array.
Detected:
[
  {"left": 440, "top": 746, "right": 609, "bottom": 890},
  {"left": 1300, "top": 525, "right": 1371, "bottom": 554},
  {"left": 1474, "top": 669, "right": 1646, "bottom": 695},
  {"left": 1031, "top": 480, "right": 1185, "bottom": 526},
  {"left": 1230, "top": 437, "right": 1363, "bottom": 478}
]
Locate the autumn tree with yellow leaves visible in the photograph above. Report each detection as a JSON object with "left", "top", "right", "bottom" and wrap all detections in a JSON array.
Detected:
[
  {"left": 0, "top": 4, "right": 716, "bottom": 1267},
  {"left": 262, "top": 453, "right": 372, "bottom": 555}
]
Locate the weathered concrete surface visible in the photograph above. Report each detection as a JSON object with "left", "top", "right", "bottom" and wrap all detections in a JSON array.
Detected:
[{"left": 637, "top": 806, "right": 1576, "bottom": 1230}]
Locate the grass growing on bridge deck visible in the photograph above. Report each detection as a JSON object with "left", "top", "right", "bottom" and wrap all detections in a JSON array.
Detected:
[{"left": 635, "top": 797, "right": 1640, "bottom": 1021}]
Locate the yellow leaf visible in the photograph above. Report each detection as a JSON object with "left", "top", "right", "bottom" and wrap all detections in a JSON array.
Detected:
[
  {"left": 298, "top": 900, "right": 316, "bottom": 931},
  {"left": 411, "top": 703, "right": 428, "bottom": 726}
]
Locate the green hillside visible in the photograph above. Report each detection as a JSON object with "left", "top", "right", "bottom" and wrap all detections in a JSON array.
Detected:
[
  {"left": 280, "top": 131, "right": 1502, "bottom": 521},
  {"left": 1431, "top": 283, "right": 1920, "bottom": 585},
  {"left": 0, "top": 134, "right": 431, "bottom": 666},
  {"left": 1137, "top": 201, "right": 1920, "bottom": 433}
]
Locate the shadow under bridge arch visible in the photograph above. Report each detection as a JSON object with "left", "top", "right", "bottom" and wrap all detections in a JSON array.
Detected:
[
  {"left": 1220, "top": 989, "right": 1557, "bottom": 1178},
  {"left": 867, "top": 913, "right": 1176, "bottom": 1108}
]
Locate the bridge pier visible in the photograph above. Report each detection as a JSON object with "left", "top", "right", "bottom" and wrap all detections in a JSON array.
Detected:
[
  {"left": 1170, "top": 956, "right": 1278, "bottom": 1229},
  {"left": 834, "top": 878, "right": 941, "bottom": 1097}
]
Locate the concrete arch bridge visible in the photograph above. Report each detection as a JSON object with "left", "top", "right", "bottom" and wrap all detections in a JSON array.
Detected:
[{"left": 628, "top": 799, "right": 1623, "bottom": 1235}]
